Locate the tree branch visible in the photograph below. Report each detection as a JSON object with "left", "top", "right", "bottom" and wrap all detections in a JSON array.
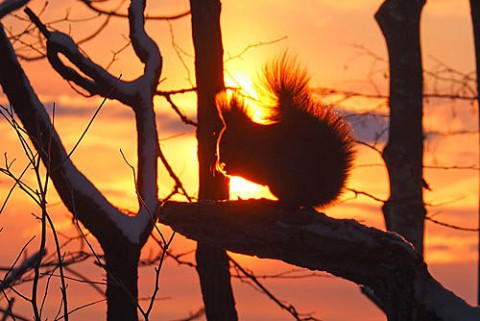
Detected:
[
  {"left": 78, "top": 0, "right": 190, "bottom": 21},
  {"left": 127, "top": 0, "right": 162, "bottom": 87},
  {"left": 158, "top": 199, "right": 480, "bottom": 321},
  {"left": 0, "top": 0, "right": 29, "bottom": 19},
  {"left": 24, "top": 0, "right": 163, "bottom": 244},
  {"left": 25, "top": 7, "right": 134, "bottom": 105},
  {"left": 0, "top": 22, "right": 131, "bottom": 244}
]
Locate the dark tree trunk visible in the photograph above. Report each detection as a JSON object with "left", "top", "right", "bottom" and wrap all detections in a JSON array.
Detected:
[
  {"left": 189, "top": 0, "right": 237, "bottom": 320},
  {"left": 375, "top": 0, "right": 427, "bottom": 255},
  {"left": 104, "top": 242, "right": 141, "bottom": 321},
  {"left": 468, "top": 0, "right": 480, "bottom": 307}
]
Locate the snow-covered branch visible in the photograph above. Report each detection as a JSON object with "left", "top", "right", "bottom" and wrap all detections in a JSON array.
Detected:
[
  {"left": 47, "top": 31, "right": 130, "bottom": 99},
  {"left": 0, "top": 0, "right": 29, "bottom": 19},
  {"left": 128, "top": 0, "right": 162, "bottom": 87},
  {"left": 158, "top": 199, "right": 480, "bottom": 321},
  {"left": 0, "top": 23, "right": 145, "bottom": 243},
  {"left": 1, "top": 1, "right": 163, "bottom": 244},
  {"left": 26, "top": 1, "right": 162, "bottom": 110},
  {"left": 24, "top": 8, "right": 132, "bottom": 105},
  {"left": 0, "top": 250, "right": 45, "bottom": 291},
  {"left": 22, "top": 0, "right": 163, "bottom": 244}
]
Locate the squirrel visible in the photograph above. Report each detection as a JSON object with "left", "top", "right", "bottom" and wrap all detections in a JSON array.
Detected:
[{"left": 217, "top": 54, "right": 355, "bottom": 208}]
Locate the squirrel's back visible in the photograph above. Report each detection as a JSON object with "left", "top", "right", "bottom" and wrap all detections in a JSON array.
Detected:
[{"left": 218, "top": 55, "right": 355, "bottom": 208}]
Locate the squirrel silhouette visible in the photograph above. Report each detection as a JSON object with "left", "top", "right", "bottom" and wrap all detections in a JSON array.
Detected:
[{"left": 217, "top": 55, "right": 355, "bottom": 208}]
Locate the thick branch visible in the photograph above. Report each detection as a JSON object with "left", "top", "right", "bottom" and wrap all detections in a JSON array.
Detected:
[
  {"left": 159, "top": 200, "right": 480, "bottom": 321},
  {"left": 25, "top": 0, "right": 162, "bottom": 244},
  {"left": 23, "top": 9, "right": 134, "bottom": 105},
  {"left": 128, "top": 0, "right": 162, "bottom": 87},
  {"left": 2, "top": 2, "right": 162, "bottom": 319},
  {"left": 0, "top": 0, "right": 29, "bottom": 19},
  {"left": 0, "top": 22, "right": 131, "bottom": 244}
]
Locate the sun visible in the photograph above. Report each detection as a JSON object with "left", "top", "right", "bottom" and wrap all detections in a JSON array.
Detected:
[
  {"left": 229, "top": 176, "right": 277, "bottom": 201},
  {"left": 225, "top": 71, "right": 258, "bottom": 99},
  {"left": 224, "top": 71, "right": 274, "bottom": 123}
]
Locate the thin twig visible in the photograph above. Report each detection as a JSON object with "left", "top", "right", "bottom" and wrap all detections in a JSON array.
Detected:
[
  {"left": 229, "top": 255, "right": 321, "bottom": 321},
  {"left": 426, "top": 216, "right": 479, "bottom": 232},
  {"left": 78, "top": 0, "right": 190, "bottom": 20},
  {"left": 66, "top": 75, "right": 122, "bottom": 160},
  {"left": 144, "top": 230, "right": 176, "bottom": 318}
]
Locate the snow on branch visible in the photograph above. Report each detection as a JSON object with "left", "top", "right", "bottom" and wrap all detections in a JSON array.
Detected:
[
  {"left": 128, "top": 0, "right": 162, "bottom": 87},
  {"left": 24, "top": 7, "right": 133, "bottom": 105},
  {"left": 158, "top": 199, "right": 480, "bottom": 321},
  {"left": 0, "top": 250, "right": 45, "bottom": 291},
  {"left": 21, "top": 0, "right": 164, "bottom": 244},
  {"left": 0, "top": 7, "right": 163, "bottom": 245},
  {"left": 25, "top": 1, "right": 162, "bottom": 108},
  {"left": 0, "top": 23, "right": 145, "bottom": 243},
  {"left": 0, "top": 0, "right": 29, "bottom": 19}
]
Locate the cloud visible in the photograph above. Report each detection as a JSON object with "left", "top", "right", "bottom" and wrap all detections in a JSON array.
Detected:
[
  {"left": 345, "top": 112, "right": 388, "bottom": 144},
  {"left": 41, "top": 100, "right": 196, "bottom": 137}
]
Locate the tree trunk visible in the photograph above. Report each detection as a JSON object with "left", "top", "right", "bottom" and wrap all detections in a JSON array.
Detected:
[
  {"left": 375, "top": 0, "right": 427, "bottom": 255},
  {"left": 104, "top": 242, "right": 141, "bottom": 321},
  {"left": 189, "top": 0, "right": 238, "bottom": 320},
  {"left": 468, "top": 0, "right": 480, "bottom": 307}
]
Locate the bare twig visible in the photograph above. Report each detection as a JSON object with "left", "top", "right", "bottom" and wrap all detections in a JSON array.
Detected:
[
  {"left": 66, "top": 75, "right": 122, "bottom": 160},
  {"left": 143, "top": 230, "right": 175, "bottom": 318},
  {"left": 157, "top": 147, "right": 193, "bottom": 202},
  {"left": 224, "top": 36, "right": 288, "bottom": 63},
  {"left": 170, "top": 307, "right": 205, "bottom": 321},
  {"left": 426, "top": 216, "right": 479, "bottom": 232},
  {"left": 346, "top": 188, "right": 386, "bottom": 203},
  {"left": 78, "top": 0, "right": 190, "bottom": 20},
  {"left": 163, "top": 94, "right": 197, "bottom": 127},
  {"left": 229, "top": 255, "right": 321, "bottom": 321}
]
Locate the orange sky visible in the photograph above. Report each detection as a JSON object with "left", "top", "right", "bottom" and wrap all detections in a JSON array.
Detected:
[{"left": 0, "top": 0, "right": 479, "bottom": 320}]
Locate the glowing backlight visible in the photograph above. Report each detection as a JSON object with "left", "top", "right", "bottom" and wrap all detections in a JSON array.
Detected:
[
  {"left": 229, "top": 176, "right": 277, "bottom": 201},
  {"left": 224, "top": 71, "right": 275, "bottom": 123},
  {"left": 225, "top": 71, "right": 258, "bottom": 99}
]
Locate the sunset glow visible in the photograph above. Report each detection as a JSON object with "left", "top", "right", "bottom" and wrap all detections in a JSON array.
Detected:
[
  {"left": 224, "top": 70, "right": 272, "bottom": 123},
  {"left": 229, "top": 176, "right": 276, "bottom": 201},
  {"left": 0, "top": 0, "right": 479, "bottom": 320}
]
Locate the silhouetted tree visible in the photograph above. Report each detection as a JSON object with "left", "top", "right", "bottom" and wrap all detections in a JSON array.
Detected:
[
  {"left": 468, "top": 0, "right": 480, "bottom": 306},
  {"left": 1, "top": 1, "right": 479, "bottom": 321},
  {"left": 375, "top": 0, "right": 427, "bottom": 255},
  {"left": 0, "top": 0, "right": 163, "bottom": 320},
  {"left": 189, "top": 0, "right": 237, "bottom": 319}
]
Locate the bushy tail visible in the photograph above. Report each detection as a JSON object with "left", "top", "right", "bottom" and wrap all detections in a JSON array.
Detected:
[
  {"left": 259, "top": 53, "right": 356, "bottom": 207},
  {"left": 259, "top": 53, "right": 313, "bottom": 120}
]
